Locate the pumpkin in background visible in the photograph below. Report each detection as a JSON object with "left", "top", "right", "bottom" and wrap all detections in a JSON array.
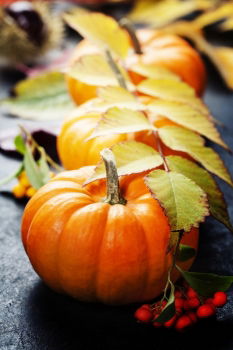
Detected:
[
  {"left": 21, "top": 158, "right": 199, "bottom": 305},
  {"left": 67, "top": 28, "right": 206, "bottom": 105},
  {"left": 57, "top": 106, "right": 191, "bottom": 170}
]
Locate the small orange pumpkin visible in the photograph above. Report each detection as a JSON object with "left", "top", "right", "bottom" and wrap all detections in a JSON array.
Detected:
[
  {"left": 21, "top": 151, "right": 198, "bottom": 305},
  {"left": 67, "top": 28, "right": 206, "bottom": 105},
  {"left": 57, "top": 107, "right": 190, "bottom": 170}
]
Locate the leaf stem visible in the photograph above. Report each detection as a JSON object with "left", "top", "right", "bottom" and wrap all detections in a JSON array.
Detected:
[
  {"left": 101, "top": 148, "right": 127, "bottom": 205},
  {"left": 19, "top": 125, "right": 63, "bottom": 172},
  {"left": 105, "top": 50, "right": 128, "bottom": 90},
  {"left": 154, "top": 131, "right": 170, "bottom": 172},
  {"left": 119, "top": 17, "right": 143, "bottom": 55}
]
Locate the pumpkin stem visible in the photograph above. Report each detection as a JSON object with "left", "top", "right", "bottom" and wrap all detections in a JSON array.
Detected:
[
  {"left": 101, "top": 148, "right": 127, "bottom": 205},
  {"left": 120, "top": 17, "right": 143, "bottom": 55}
]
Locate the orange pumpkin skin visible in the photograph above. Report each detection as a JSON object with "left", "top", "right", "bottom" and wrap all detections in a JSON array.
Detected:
[
  {"left": 67, "top": 29, "right": 206, "bottom": 105},
  {"left": 21, "top": 167, "right": 199, "bottom": 305},
  {"left": 57, "top": 109, "right": 191, "bottom": 170}
]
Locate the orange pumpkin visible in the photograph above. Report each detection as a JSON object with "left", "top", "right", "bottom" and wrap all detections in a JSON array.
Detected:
[
  {"left": 21, "top": 155, "right": 198, "bottom": 305},
  {"left": 67, "top": 28, "right": 206, "bottom": 105},
  {"left": 57, "top": 107, "right": 190, "bottom": 170}
]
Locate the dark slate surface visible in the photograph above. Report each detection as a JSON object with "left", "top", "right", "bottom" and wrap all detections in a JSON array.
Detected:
[{"left": 1, "top": 60, "right": 233, "bottom": 350}]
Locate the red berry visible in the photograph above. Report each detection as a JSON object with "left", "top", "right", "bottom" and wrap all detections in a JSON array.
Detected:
[
  {"left": 175, "top": 315, "right": 192, "bottom": 331},
  {"left": 205, "top": 298, "right": 214, "bottom": 305},
  {"left": 188, "top": 297, "right": 200, "bottom": 309},
  {"left": 175, "top": 298, "right": 184, "bottom": 310},
  {"left": 134, "top": 307, "right": 153, "bottom": 323},
  {"left": 175, "top": 291, "right": 182, "bottom": 298},
  {"left": 212, "top": 292, "right": 227, "bottom": 307},
  {"left": 183, "top": 300, "right": 192, "bottom": 310},
  {"left": 187, "top": 311, "right": 197, "bottom": 323},
  {"left": 196, "top": 304, "right": 216, "bottom": 318},
  {"left": 141, "top": 304, "right": 151, "bottom": 310},
  {"left": 187, "top": 287, "right": 198, "bottom": 299},
  {"left": 176, "top": 308, "right": 183, "bottom": 316},
  {"left": 164, "top": 315, "right": 177, "bottom": 328}
]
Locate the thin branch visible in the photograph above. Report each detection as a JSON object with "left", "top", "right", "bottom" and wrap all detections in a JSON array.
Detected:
[
  {"left": 119, "top": 17, "right": 143, "bottom": 55},
  {"left": 105, "top": 49, "right": 128, "bottom": 90},
  {"left": 154, "top": 131, "right": 170, "bottom": 172}
]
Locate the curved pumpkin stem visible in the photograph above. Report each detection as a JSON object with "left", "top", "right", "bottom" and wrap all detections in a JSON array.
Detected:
[
  {"left": 120, "top": 17, "right": 143, "bottom": 55},
  {"left": 101, "top": 148, "right": 127, "bottom": 205}
]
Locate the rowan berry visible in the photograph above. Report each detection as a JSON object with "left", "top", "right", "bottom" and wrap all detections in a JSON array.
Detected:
[
  {"left": 175, "top": 291, "right": 182, "bottom": 298},
  {"left": 26, "top": 186, "right": 37, "bottom": 198},
  {"left": 212, "top": 292, "right": 227, "bottom": 307},
  {"left": 183, "top": 300, "right": 192, "bottom": 310},
  {"left": 12, "top": 183, "right": 25, "bottom": 198},
  {"left": 186, "top": 311, "right": 197, "bottom": 323},
  {"left": 175, "top": 315, "right": 192, "bottom": 331},
  {"left": 164, "top": 315, "right": 177, "bottom": 328},
  {"left": 187, "top": 287, "right": 198, "bottom": 299},
  {"left": 134, "top": 307, "right": 153, "bottom": 323},
  {"left": 187, "top": 297, "right": 200, "bottom": 309},
  {"left": 175, "top": 298, "right": 184, "bottom": 310},
  {"left": 196, "top": 304, "right": 216, "bottom": 318}
]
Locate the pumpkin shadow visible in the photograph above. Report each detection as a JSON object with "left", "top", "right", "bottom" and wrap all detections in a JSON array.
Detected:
[{"left": 22, "top": 279, "right": 233, "bottom": 350}]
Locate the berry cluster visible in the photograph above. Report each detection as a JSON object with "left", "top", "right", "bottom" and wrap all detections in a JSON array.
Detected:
[
  {"left": 134, "top": 286, "right": 227, "bottom": 332},
  {"left": 12, "top": 171, "right": 37, "bottom": 199}
]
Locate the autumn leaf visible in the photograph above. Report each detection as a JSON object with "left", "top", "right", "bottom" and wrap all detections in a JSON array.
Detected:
[
  {"left": 96, "top": 86, "right": 142, "bottom": 110},
  {"left": 138, "top": 78, "right": 208, "bottom": 115},
  {"left": 130, "top": 63, "right": 181, "bottom": 81},
  {"left": 88, "top": 107, "right": 155, "bottom": 140},
  {"left": 158, "top": 126, "right": 233, "bottom": 186},
  {"left": 85, "top": 141, "right": 162, "bottom": 184},
  {"left": 146, "top": 99, "right": 227, "bottom": 149},
  {"left": 128, "top": 0, "right": 206, "bottom": 28},
  {"left": 67, "top": 54, "right": 132, "bottom": 89},
  {"left": 0, "top": 71, "right": 75, "bottom": 120},
  {"left": 145, "top": 169, "right": 209, "bottom": 232},
  {"left": 64, "top": 10, "right": 130, "bottom": 58},
  {"left": 193, "top": 3, "right": 233, "bottom": 30},
  {"left": 166, "top": 156, "right": 233, "bottom": 232}
]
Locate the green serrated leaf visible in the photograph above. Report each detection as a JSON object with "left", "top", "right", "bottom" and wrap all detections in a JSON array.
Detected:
[
  {"left": 0, "top": 163, "right": 24, "bottom": 187},
  {"left": 85, "top": 141, "right": 162, "bottom": 184},
  {"left": 177, "top": 244, "right": 196, "bottom": 262},
  {"left": 0, "top": 71, "right": 75, "bottom": 121},
  {"left": 139, "top": 78, "right": 208, "bottom": 115},
  {"left": 24, "top": 145, "right": 44, "bottom": 190},
  {"left": 145, "top": 169, "right": 209, "bottom": 232},
  {"left": 177, "top": 266, "right": 233, "bottom": 297},
  {"left": 159, "top": 126, "right": 233, "bottom": 186},
  {"left": 14, "top": 135, "right": 26, "bottom": 155},
  {"left": 166, "top": 156, "right": 233, "bottom": 232},
  {"left": 38, "top": 147, "right": 50, "bottom": 184},
  {"left": 88, "top": 107, "right": 156, "bottom": 140},
  {"left": 147, "top": 99, "right": 227, "bottom": 149},
  {"left": 155, "top": 283, "right": 175, "bottom": 323}
]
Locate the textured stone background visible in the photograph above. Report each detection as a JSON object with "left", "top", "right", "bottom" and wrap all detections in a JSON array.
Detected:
[{"left": 1, "top": 52, "right": 233, "bottom": 350}]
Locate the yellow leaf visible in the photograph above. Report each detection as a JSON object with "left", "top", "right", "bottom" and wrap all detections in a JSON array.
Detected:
[
  {"left": 158, "top": 126, "right": 233, "bottom": 186},
  {"left": 85, "top": 141, "right": 162, "bottom": 184},
  {"left": 193, "top": 3, "right": 233, "bottom": 29},
  {"left": 138, "top": 78, "right": 208, "bottom": 114},
  {"left": 220, "top": 17, "right": 233, "bottom": 31},
  {"left": 147, "top": 99, "right": 227, "bottom": 149},
  {"left": 88, "top": 107, "right": 155, "bottom": 140},
  {"left": 64, "top": 10, "right": 130, "bottom": 58},
  {"left": 130, "top": 64, "right": 181, "bottom": 81},
  {"left": 128, "top": 0, "right": 209, "bottom": 27},
  {"left": 96, "top": 86, "right": 142, "bottom": 110},
  {"left": 67, "top": 54, "right": 132, "bottom": 89}
]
